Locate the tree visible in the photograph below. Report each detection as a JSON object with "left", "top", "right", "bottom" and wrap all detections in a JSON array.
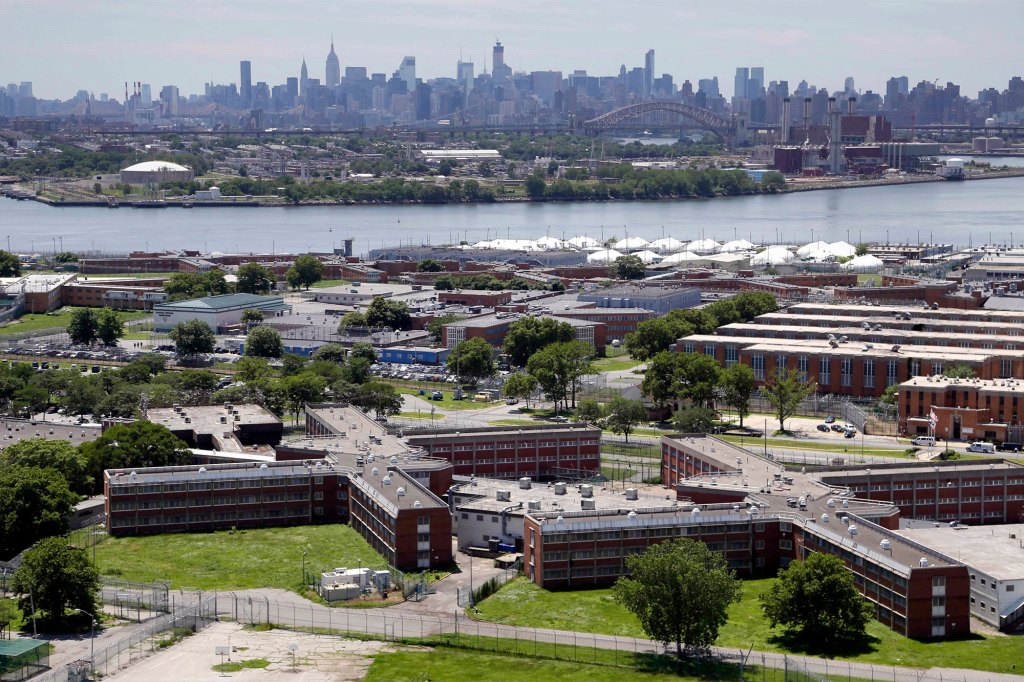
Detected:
[
  {"left": 240, "top": 308, "right": 264, "bottom": 326},
  {"left": 67, "top": 308, "right": 98, "bottom": 346},
  {"left": 676, "top": 353, "right": 722, "bottom": 409},
  {"left": 524, "top": 173, "right": 546, "bottom": 199},
  {"left": 285, "top": 255, "right": 324, "bottom": 290},
  {"left": 337, "top": 311, "right": 367, "bottom": 334},
  {"left": 720, "top": 364, "right": 756, "bottom": 427},
  {"left": 943, "top": 364, "right": 976, "bottom": 379},
  {"left": 612, "top": 254, "right": 646, "bottom": 280},
  {"left": 880, "top": 383, "right": 898, "bottom": 406},
  {"left": 855, "top": 243, "right": 870, "bottom": 256},
  {"left": 762, "top": 368, "right": 815, "bottom": 433},
  {"left": 235, "top": 263, "right": 275, "bottom": 294},
  {"left": 641, "top": 352, "right": 683, "bottom": 412},
  {"left": 614, "top": 539, "right": 741, "bottom": 657},
  {"left": 503, "top": 372, "right": 538, "bottom": 408},
  {"left": 606, "top": 397, "right": 647, "bottom": 442},
  {"left": 62, "top": 375, "right": 104, "bottom": 415},
  {"left": 169, "top": 320, "right": 215, "bottom": 356},
  {"left": 526, "top": 340, "right": 594, "bottom": 413},
  {"left": 626, "top": 318, "right": 685, "bottom": 361},
  {"left": 672, "top": 406, "right": 716, "bottom": 433},
  {"left": 417, "top": 258, "right": 444, "bottom": 272},
  {"left": 447, "top": 337, "right": 495, "bottom": 383},
  {"left": 12, "top": 537, "right": 99, "bottom": 625},
  {"left": 279, "top": 372, "right": 328, "bottom": 422},
  {"left": 342, "top": 356, "right": 373, "bottom": 384},
  {"left": 0, "top": 438, "right": 91, "bottom": 495},
  {"left": 730, "top": 292, "right": 778, "bottom": 321},
  {"left": 0, "top": 466, "right": 78, "bottom": 559},
  {"left": 503, "top": 317, "right": 575, "bottom": 367},
  {"left": 310, "top": 343, "right": 347, "bottom": 364},
  {"left": 78, "top": 422, "right": 192, "bottom": 494},
  {"left": 355, "top": 381, "right": 403, "bottom": 419},
  {"left": 0, "top": 250, "right": 21, "bottom": 277},
  {"left": 245, "top": 324, "right": 283, "bottom": 358},
  {"left": 234, "top": 356, "right": 273, "bottom": 383},
  {"left": 760, "top": 553, "right": 873, "bottom": 647},
  {"left": 281, "top": 352, "right": 307, "bottom": 376},
  {"left": 95, "top": 308, "right": 125, "bottom": 346},
  {"left": 365, "top": 297, "right": 411, "bottom": 331},
  {"left": 349, "top": 342, "right": 377, "bottom": 364}
]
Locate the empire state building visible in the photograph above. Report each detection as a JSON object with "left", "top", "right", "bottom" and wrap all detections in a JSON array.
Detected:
[{"left": 325, "top": 39, "right": 340, "bottom": 88}]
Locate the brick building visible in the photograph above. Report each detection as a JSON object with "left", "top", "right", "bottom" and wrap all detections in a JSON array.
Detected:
[
  {"left": 441, "top": 313, "right": 605, "bottom": 353},
  {"left": 437, "top": 290, "right": 512, "bottom": 307},
  {"left": 898, "top": 375, "right": 1024, "bottom": 441}
]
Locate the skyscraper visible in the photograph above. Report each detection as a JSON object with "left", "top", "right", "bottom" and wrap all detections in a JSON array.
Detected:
[
  {"left": 643, "top": 49, "right": 655, "bottom": 99},
  {"left": 492, "top": 41, "right": 512, "bottom": 90},
  {"left": 396, "top": 56, "right": 416, "bottom": 92},
  {"left": 734, "top": 68, "right": 749, "bottom": 101},
  {"left": 240, "top": 60, "right": 252, "bottom": 107},
  {"left": 457, "top": 59, "right": 474, "bottom": 105},
  {"left": 844, "top": 76, "right": 856, "bottom": 94},
  {"left": 299, "top": 58, "right": 309, "bottom": 97},
  {"left": 325, "top": 39, "right": 340, "bottom": 88},
  {"left": 749, "top": 67, "right": 765, "bottom": 97}
]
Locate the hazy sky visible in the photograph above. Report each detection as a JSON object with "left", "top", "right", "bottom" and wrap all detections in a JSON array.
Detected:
[{"left": 7, "top": 0, "right": 1023, "bottom": 100}]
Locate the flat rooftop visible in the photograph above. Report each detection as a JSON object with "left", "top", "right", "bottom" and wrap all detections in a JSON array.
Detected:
[
  {"left": 405, "top": 423, "right": 600, "bottom": 441},
  {"left": 900, "top": 375, "right": 1024, "bottom": 395},
  {"left": 313, "top": 283, "right": 416, "bottom": 298},
  {"left": 720, "top": 322, "right": 1024, "bottom": 347},
  {"left": 453, "top": 476, "right": 678, "bottom": 515},
  {"left": 756, "top": 312, "right": 1024, "bottom": 332},
  {"left": 147, "top": 404, "right": 282, "bottom": 433},
  {"left": 897, "top": 523, "right": 1024, "bottom": 580},
  {"left": 0, "top": 419, "right": 102, "bottom": 448}
]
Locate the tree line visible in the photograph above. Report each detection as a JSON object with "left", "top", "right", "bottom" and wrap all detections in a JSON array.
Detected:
[{"left": 525, "top": 165, "right": 785, "bottom": 201}]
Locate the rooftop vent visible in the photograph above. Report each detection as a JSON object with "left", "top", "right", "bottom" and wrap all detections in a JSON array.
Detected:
[
  {"left": 880, "top": 539, "right": 892, "bottom": 551},
  {"left": 624, "top": 488, "right": 638, "bottom": 501},
  {"left": 496, "top": 490, "right": 511, "bottom": 502},
  {"left": 519, "top": 477, "right": 532, "bottom": 490},
  {"left": 919, "top": 558, "right": 930, "bottom": 567}
]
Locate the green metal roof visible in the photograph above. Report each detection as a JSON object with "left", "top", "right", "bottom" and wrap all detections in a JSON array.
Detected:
[{"left": 0, "top": 638, "right": 48, "bottom": 657}]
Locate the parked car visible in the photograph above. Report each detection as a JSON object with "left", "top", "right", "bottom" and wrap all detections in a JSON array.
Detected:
[
  {"left": 816, "top": 424, "right": 830, "bottom": 432},
  {"left": 997, "top": 441, "right": 1022, "bottom": 453},
  {"left": 844, "top": 430, "right": 856, "bottom": 439},
  {"left": 505, "top": 398, "right": 518, "bottom": 405},
  {"left": 824, "top": 416, "right": 836, "bottom": 424},
  {"left": 550, "top": 415, "right": 569, "bottom": 423},
  {"left": 966, "top": 441, "right": 995, "bottom": 453},
  {"left": 830, "top": 424, "right": 845, "bottom": 433},
  {"left": 430, "top": 391, "right": 444, "bottom": 401}
]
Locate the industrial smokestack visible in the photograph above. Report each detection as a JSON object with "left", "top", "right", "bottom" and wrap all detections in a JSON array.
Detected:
[
  {"left": 848, "top": 97, "right": 856, "bottom": 115},
  {"left": 803, "top": 97, "right": 811, "bottom": 132},
  {"left": 782, "top": 97, "right": 791, "bottom": 144},
  {"left": 828, "top": 97, "right": 837, "bottom": 114}
]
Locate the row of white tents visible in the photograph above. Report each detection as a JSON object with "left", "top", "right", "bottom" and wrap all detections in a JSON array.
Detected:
[
  {"left": 469, "top": 235, "right": 757, "bottom": 254},
  {"left": 750, "top": 241, "right": 884, "bottom": 271}
]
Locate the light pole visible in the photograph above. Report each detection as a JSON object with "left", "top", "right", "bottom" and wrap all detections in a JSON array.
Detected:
[
  {"left": 301, "top": 551, "right": 307, "bottom": 589},
  {"left": 68, "top": 608, "right": 97, "bottom": 677}
]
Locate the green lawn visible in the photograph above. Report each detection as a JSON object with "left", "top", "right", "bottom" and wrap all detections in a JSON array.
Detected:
[
  {"left": 308, "top": 279, "right": 350, "bottom": 289},
  {"left": 93, "top": 525, "right": 388, "bottom": 593},
  {"left": 364, "top": 647, "right": 714, "bottom": 682},
  {"left": 488, "top": 418, "right": 542, "bottom": 426},
  {"left": 398, "top": 411, "right": 446, "bottom": 420},
  {"left": 472, "top": 578, "right": 1024, "bottom": 675},
  {"left": 212, "top": 658, "right": 269, "bottom": 673},
  {"left": 0, "top": 308, "right": 149, "bottom": 336},
  {"left": 592, "top": 355, "right": 644, "bottom": 372},
  {"left": 601, "top": 465, "right": 636, "bottom": 481}
]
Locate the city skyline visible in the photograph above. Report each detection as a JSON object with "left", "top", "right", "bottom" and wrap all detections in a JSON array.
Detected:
[{"left": 6, "top": 0, "right": 1023, "bottom": 100}]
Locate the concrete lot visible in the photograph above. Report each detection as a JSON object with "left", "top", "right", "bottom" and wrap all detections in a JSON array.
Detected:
[{"left": 103, "top": 621, "right": 391, "bottom": 682}]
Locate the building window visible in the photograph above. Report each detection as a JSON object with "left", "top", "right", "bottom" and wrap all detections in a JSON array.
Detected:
[
  {"left": 752, "top": 354, "right": 765, "bottom": 381},
  {"left": 725, "top": 346, "right": 738, "bottom": 367},
  {"left": 933, "top": 576, "right": 946, "bottom": 588},
  {"left": 841, "top": 358, "right": 852, "bottom": 387},
  {"left": 886, "top": 360, "right": 898, "bottom": 387},
  {"left": 797, "top": 356, "right": 808, "bottom": 381},
  {"left": 819, "top": 357, "right": 830, "bottom": 386},
  {"left": 1001, "top": 359, "right": 1013, "bottom": 378},
  {"left": 911, "top": 360, "right": 921, "bottom": 376},
  {"left": 865, "top": 360, "right": 876, "bottom": 389}
]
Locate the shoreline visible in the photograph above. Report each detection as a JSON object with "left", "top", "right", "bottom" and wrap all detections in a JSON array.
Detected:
[{"left": 7, "top": 168, "right": 1024, "bottom": 209}]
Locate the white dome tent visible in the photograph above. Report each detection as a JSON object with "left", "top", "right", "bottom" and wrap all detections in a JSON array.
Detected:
[
  {"left": 826, "top": 241, "right": 857, "bottom": 258},
  {"left": 534, "top": 236, "right": 565, "bottom": 250},
  {"left": 686, "top": 238, "right": 721, "bottom": 253},
  {"left": 660, "top": 251, "right": 707, "bottom": 265},
  {"left": 616, "top": 236, "right": 650, "bottom": 252},
  {"left": 631, "top": 249, "right": 663, "bottom": 264},
  {"left": 587, "top": 248, "right": 624, "bottom": 263},
  {"left": 649, "top": 236, "right": 685, "bottom": 253},
  {"left": 751, "top": 246, "right": 795, "bottom": 266},
  {"left": 719, "top": 239, "right": 756, "bottom": 253},
  {"left": 567, "top": 235, "right": 601, "bottom": 248},
  {"left": 797, "top": 240, "right": 830, "bottom": 257},
  {"left": 840, "top": 254, "right": 884, "bottom": 272}
]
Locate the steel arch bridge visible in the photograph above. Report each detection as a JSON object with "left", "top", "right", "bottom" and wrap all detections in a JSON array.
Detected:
[{"left": 583, "top": 101, "right": 737, "bottom": 141}]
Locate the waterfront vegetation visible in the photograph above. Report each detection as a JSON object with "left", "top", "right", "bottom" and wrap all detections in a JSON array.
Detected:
[
  {"left": 92, "top": 525, "right": 387, "bottom": 593},
  {"left": 470, "top": 578, "right": 1024, "bottom": 674}
]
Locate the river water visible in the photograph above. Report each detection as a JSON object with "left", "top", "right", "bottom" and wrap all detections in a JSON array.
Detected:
[{"left": 1, "top": 176, "right": 1022, "bottom": 256}]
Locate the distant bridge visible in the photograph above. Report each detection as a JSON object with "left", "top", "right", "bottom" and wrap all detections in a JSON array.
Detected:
[{"left": 583, "top": 101, "right": 742, "bottom": 143}]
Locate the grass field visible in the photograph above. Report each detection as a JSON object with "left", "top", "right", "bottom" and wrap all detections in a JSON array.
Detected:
[
  {"left": 93, "top": 525, "right": 387, "bottom": 593},
  {"left": 592, "top": 355, "right": 645, "bottom": 373},
  {"left": 398, "top": 411, "right": 445, "bottom": 420},
  {"left": 364, "top": 647, "right": 713, "bottom": 682},
  {"left": 395, "top": 386, "right": 500, "bottom": 411},
  {"left": 308, "top": 279, "right": 350, "bottom": 289},
  {"left": 488, "top": 418, "right": 542, "bottom": 426},
  {"left": 717, "top": 434, "right": 913, "bottom": 457},
  {"left": 0, "top": 308, "right": 149, "bottom": 336},
  {"left": 472, "top": 578, "right": 1024, "bottom": 675}
]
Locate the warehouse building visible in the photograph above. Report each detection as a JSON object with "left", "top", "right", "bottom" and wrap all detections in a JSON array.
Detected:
[
  {"left": 578, "top": 285, "right": 700, "bottom": 315},
  {"left": 153, "top": 293, "right": 290, "bottom": 332}
]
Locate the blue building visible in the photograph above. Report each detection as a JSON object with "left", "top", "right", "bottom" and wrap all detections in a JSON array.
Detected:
[
  {"left": 378, "top": 346, "right": 450, "bottom": 366},
  {"left": 578, "top": 285, "right": 699, "bottom": 315}
]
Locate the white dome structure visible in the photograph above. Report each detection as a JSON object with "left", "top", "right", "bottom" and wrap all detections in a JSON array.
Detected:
[
  {"left": 840, "top": 254, "right": 884, "bottom": 272},
  {"left": 797, "top": 240, "right": 830, "bottom": 257},
  {"left": 751, "top": 246, "right": 795, "bottom": 266},
  {"left": 567, "top": 235, "right": 601, "bottom": 248},
  {"left": 120, "top": 160, "right": 193, "bottom": 184},
  {"left": 649, "top": 237, "right": 685, "bottom": 253},
  {"left": 631, "top": 249, "right": 663, "bottom": 264},
  {"left": 660, "top": 251, "right": 707, "bottom": 265},
  {"left": 534, "top": 236, "right": 565, "bottom": 250},
  {"left": 587, "top": 248, "right": 624, "bottom": 263},
  {"left": 686, "top": 238, "right": 721, "bottom": 253},
  {"left": 616, "top": 236, "right": 650, "bottom": 252},
  {"left": 719, "top": 239, "right": 756, "bottom": 253},
  {"left": 826, "top": 241, "right": 857, "bottom": 258}
]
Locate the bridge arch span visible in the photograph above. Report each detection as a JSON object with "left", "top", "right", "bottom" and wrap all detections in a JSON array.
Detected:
[{"left": 583, "top": 101, "right": 738, "bottom": 142}]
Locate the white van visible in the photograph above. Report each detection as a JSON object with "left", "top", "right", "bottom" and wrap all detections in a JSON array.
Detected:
[
  {"left": 912, "top": 436, "right": 936, "bottom": 446},
  {"left": 966, "top": 441, "right": 995, "bottom": 453}
]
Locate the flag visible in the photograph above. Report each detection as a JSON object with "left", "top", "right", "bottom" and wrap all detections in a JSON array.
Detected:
[{"left": 928, "top": 409, "right": 938, "bottom": 429}]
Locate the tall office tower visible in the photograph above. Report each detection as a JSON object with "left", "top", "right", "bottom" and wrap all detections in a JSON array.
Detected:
[
  {"left": 492, "top": 40, "right": 513, "bottom": 90},
  {"left": 18, "top": 82, "right": 32, "bottom": 98},
  {"left": 415, "top": 80, "right": 431, "bottom": 120},
  {"left": 396, "top": 56, "right": 416, "bottom": 92},
  {"left": 300, "top": 58, "right": 309, "bottom": 97},
  {"left": 286, "top": 77, "right": 299, "bottom": 105},
  {"left": 457, "top": 59, "right": 474, "bottom": 103},
  {"left": 734, "top": 67, "right": 749, "bottom": 101},
  {"left": 643, "top": 49, "right": 655, "bottom": 99},
  {"left": 698, "top": 77, "right": 720, "bottom": 98},
  {"left": 140, "top": 84, "right": 152, "bottom": 106},
  {"left": 240, "top": 60, "right": 252, "bottom": 107},
  {"left": 159, "top": 85, "right": 179, "bottom": 116},
  {"left": 493, "top": 40, "right": 505, "bottom": 73},
  {"left": 325, "top": 39, "right": 340, "bottom": 88},
  {"left": 749, "top": 67, "right": 765, "bottom": 96},
  {"left": 844, "top": 76, "right": 855, "bottom": 94}
]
